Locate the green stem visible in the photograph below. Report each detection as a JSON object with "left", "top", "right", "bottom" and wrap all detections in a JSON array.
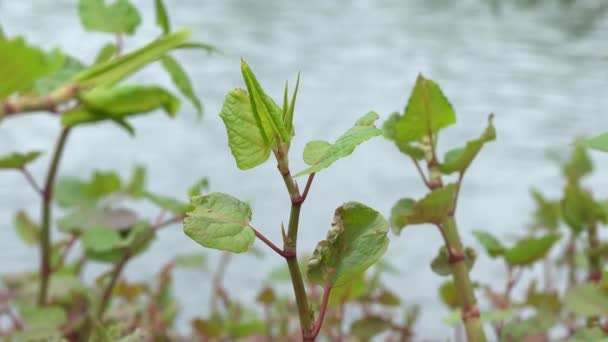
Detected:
[
  {"left": 97, "top": 252, "right": 129, "bottom": 320},
  {"left": 38, "top": 127, "right": 71, "bottom": 306}
]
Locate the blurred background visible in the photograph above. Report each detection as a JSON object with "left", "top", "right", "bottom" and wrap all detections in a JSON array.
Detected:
[{"left": 1, "top": 0, "right": 608, "bottom": 339}]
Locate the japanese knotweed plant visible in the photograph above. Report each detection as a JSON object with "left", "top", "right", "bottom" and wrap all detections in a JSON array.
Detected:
[
  {"left": 182, "top": 60, "right": 390, "bottom": 341},
  {"left": 0, "top": 0, "right": 215, "bottom": 339},
  {"left": 383, "top": 74, "right": 496, "bottom": 342}
]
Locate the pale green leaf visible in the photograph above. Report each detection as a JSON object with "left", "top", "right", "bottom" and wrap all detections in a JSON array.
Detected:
[
  {"left": 35, "top": 56, "right": 84, "bottom": 95},
  {"left": 395, "top": 183, "right": 457, "bottom": 226},
  {"left": 307, "top": 202, "right": 389, "bottom": 287},
  {"left": 95, "top": 43, "right": 118, "bottom": 64},
  {"left": 161, "top": 55, "right": 202, "bottom": 116},
  {"left": 382, "top": 112, "right": 425, "bottom": 160},
  {"left": 144, "top": 191, "right": 189, "bottom": 215},
  {"left": 183, "top": 192, "right": 255, "bottom": 253},
  {"left": 295, "top": 112, "right": 382, "bottom": 176},
  {"left": 504, "top": 234, "right": 561, "bottom": 266},
  {"left": 582, "top": 133, "right": 608, "bottom": 153},
  {"left": 219, "top": 88, "right": 271, "bottom": 170},
  {"left": 564, "top": 283, "right": 608, "bottom": 317},
  {"left": 78, "top": 0, "right": 141, "bottom": 35},
  {"left": 19, "top": 306, "right": 67, "bottom": 334},
  {"left": 302, "top": 140, "right": 331, "bottom": 165},
  {"left": 0, "top": 151, "right": 42, "bottom": 169},
  {"left": 15, "top": 210, "right": 39, "bottom": 246},
  {"left": 472, "top": 230, "right": 505, "bottom": 258},
  {"left": 389, "top": 198, "right": 415, "bottom": 234},
  {"left": 440, "top": 114, "right": 496, "bottom": 174}
]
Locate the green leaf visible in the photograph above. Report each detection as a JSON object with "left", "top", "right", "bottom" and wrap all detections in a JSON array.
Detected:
[
  {"left": 430, "top": 246, "right": 476, "bottom": 276},
  {"left": 564, "top": 144, "right": 593, "bottom": 181},
  {"left": 74, "top": 29, "right": 191, "bottom": 88},
  {"left": 219, "top": 88, "right": 272, "bottom": 170},
  {"left": 57, "top": 207, "right": 138, "bottom": 234},
  {"left": 561, "top": 185, "right": 595, "bottom": 234},
  {"left": 392, "top": 183, "right": 457, "bottom": 227},
  {"left": 530, "top": 189, "right": 560, "bottom": 231},
  {"left": 126, "top": 165, "right": 146, "bottom": 198},
  {"left": 295, "top": 112, "right": 382, "bottom": 176},
  {"left": 0, "top": 151, "right": 42, "bottom": 169},
  {"left": 500, "top": 313, "right": 555, "bottom": 342},
  {"left": 307, "top": 202, "right": 389, "bottom": 287},
  {"left": 256, "top": 287, "right": 276, "bottom": 304},
  {"left": 240, "top": 60, "right": 289, "bottom": 146},
  {"left": 81, "top": 223, "right": 152, "bottom": 262},
  {"left": 174, "top": 253, "right": 207, "bottom": 269},
  {"left": 472, "top": 230, "right": 505, "bottom": 258},
  {"left": 35, "top": 56, "right": 84, "bottom": 95},
  {"left": 382, "top": 112, "right": 425, "bottom": 160},
  {"left": 564, "top": 283, "right": 608, "bottom": 317},
  {"left": 504, "top": 234, "right": 561, "bottom": 266},
  {"left": 282, "top": 73, "right": 299, "bottom": 138},
  {"left": 567, "top": 327, "right": 608, "bottom": 342},
  {"left": 144, "top": 191, "right": 189, "bottom": 215},
  {"left": 154, "top": 0, "right": 171, "bottom": 35},
  {"left": 439, "top": 281, "right": 459, "bottom": 309},
  {"left": 389, "top": 198, "right": 415, "bottom": 234},
  {"left": 54, "top": 178, "right": 96, "bottom": 208},
  {"left": 582, "top": 133, "right": 608, "bottom": 153},
  {"left": 85, "top": 170, "right": 122, "bottom": 197},
  {"left": 328, "top": 272, "right": 366, "bottom": 306},
  {"left": 392, "top": 74, "right": 456, "bottom": 143},
  {"left": 183, "top": 192, "right": 255, "bottom": 253},
  {"left": 15, "top": 211, "right": 39, "bottom": 246},
  {"left": 95, "top": 43, "right": 118, "bottom": 64},
  {"left": 188, "top": 178, "right": 209, "bottom": 198},
  {"left": 525, "top": 281, "right": 561, "bottom": 313},
  {"left": 19, "top": 305, "right": 67, "bottom": 335},
  {"left": 78, "top": 0, "right": 141, "bottom": 35},
  {"left": 350, "top": 315, "right": 392, "bottom": 342},
  {"left": 439, "top": 114, "right": 496, "bottom": 174},
  {"left": 161, "top": 55, "right": 202, "bottom": 116},
  {"left": 0, "top": 37, "right": 61, "bottom": 99},
  {"left": 178, "top": 41, "right": 221, "bottom": 54}
]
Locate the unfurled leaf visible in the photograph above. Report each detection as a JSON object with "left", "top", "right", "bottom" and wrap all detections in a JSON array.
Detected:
[
  {"left": 395, "top": 184, "right": 457, "bottom": 227},
  {"left": 161, "top": 55, "right": 202, "bottom": 116},
  {"left": 220, "top": 89, "right": 271, "bottom": 170},
  {"left": 240, "top": 60, "right": 289, "bottom": 146},
  {"left": 307, "top": 202, "right": 389, "bottom": 287},
  {"left": 95, "top": 43, "right": 118, "bottom": 64},
  {"left": 504, "top": 234, "right": 561, "bottom": 266},
  {"left": 383, "top": 112, "right": 425, "bottom": 160},
  {"left": 296, "top": 112, "right": 382, "bottom": 176},
  {"left": 472, "top": 230, "right": 505, "bottom": 258},
  {"left": 582, "top": 133, "right": 608, "bottom": 153},
  {"left": 74, "top": 29, "right": 191, "bottom": 87},
  {"left": 144, "top": 191, "right": 189, "bottom": 215},
  {"left": 391, "top": 74, "right": 456, "bottom": 143},
  {"left": 350, "top": 315, "right": 392, "bottom": 342},
  {"left": 440, "top": 114, "right": 496, "bottom": 174},
  {"left": 188, "top": 178, "right": 209, "bottom": 198},
  {"left": 0, "top": 37, "right": 61, "bottom": 99},
  {"left": 430, "top": 246, "right": 476, "bottom": 276},
  {"left": 155, "top": 0, "right": 171, "bottom": 35},
  {"left": 174, "top": 253, "right": 207, "bottom": 269},
  {"left": 15, "top": 211, "right": 39, "bottom": 246},
  {"left": 183, "top": 193, "right": 255, "bottom": 253},
  {"left": 57, "top": 207, "right": 138, "bottom": 234},
  {"left": 564, "top": 283, "right": 608, "bottom": 317},
  {"left": 0, "top": 151, "right": 42, "bottom": 169},
  {"left": 79, "top": 84, "right": 179, "bottom": 118},
  {"left": 126, "top": 165, "right": 146, "bottom": 198},
  {"left": 78, "top": 0, "right": 141, "bottom": 35}
]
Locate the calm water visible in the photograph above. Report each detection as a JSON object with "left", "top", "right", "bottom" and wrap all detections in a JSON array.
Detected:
[{"left": 2, "top": 0, "right": 608, "bottom": 339}]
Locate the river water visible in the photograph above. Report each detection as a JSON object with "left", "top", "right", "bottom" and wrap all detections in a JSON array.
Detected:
[{"left": 2, "top": 0, "right": 608, "bottom": 340}]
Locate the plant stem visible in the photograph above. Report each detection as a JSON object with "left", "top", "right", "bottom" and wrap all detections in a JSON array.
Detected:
[
  {"left": 38, "top": 127, "right": 71, "bottom": 306},
  {"left": 252, "top": 227, "right": 294, "bottom": 258},
  {"left": 0, "top": 84, "right": 79, "bottom": 119},
  {"left": 97, "top": 252, "right": 129, "bottom": 320},
  {"left": 305, "top": 285, "right": 332, "bottom": 340},
  {"left": 19, "top": 168, "right": 43, "bottom": 196}
]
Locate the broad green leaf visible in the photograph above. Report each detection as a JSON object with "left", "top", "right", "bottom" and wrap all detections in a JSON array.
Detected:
[
  {"left": 155, "top": 0, "right": 171, "bottom": 35},
  {"left": 126, "top": 165, "right": 146, "bottom": 198},
  {"left": 183, "top": 192, "right": 255, "bottom": 253},
  {"left": 430, "top": 246, "right": 476, "bottom": 276},
  {"left": 307, "top": 202, "right": 389, "bottom": 287},
  {"left": 174, "top": 253, "right": 207, "bottom": 269},
  {"left": 78, "top": 0, "right": 141, "bottom": 35},
  {"left": 15, "top": 211, "right": 39, "bottom": 246},
  {"left": 328, "top": 272, "right": 366, "bottom": 306},
  {"left": 0, "top": 151, "right": 42, "bottom": 169},
  {"left": 295, "top": 112, "right": 382, "bottom": 176},
  {"left": 35, "top": 56, "right": 84, "bottom": 95},
  {"left": 561, "top": 185, "right": 595, "bottom": 234},
  {"left": 188, "top": 177, "right": 209, "bottom": 198},
  {"left": 95, "top": 43, "right": 118, "bottom": 64},
  {"left": 302, "top": 140, "right": 331, "bottom": 165},
  {"left": 85, "top": 170, "right": 122, "bottom": 197},
  {"left": 393, "top": 183, "right": 457, "bottom": 226},
  {"left": 377, "top": 289, "right": 401, "bottom": 306},
  {"left": 161, "top": 55, "right": 202, "bottom": 116},
  {"left": 350, "top": 315, "right": 392, "bottom": 342},
  {"left": 499, "top": 313, "right": 555, "bottom": 342},
  {"left": 439, "top": 114, "right": 496, "bottom": 174},
  {"left": 382, "top": 112, "right": 425, "bottom": 160},
  {"left": 0, "top": 37, "right": 61, "bottom": 99},
  {"left": 57, "top": 207, "right": 138, "bottom": 234},
  {"left": 241, "top": 60, "right": 289, "bottom": 146},
  {"left": 582, "top": 132, "right": 608, "bottom": 153},
  {"left": 504, "top": 234, "right": 561, "bottom": 266},
  {"left": 219, "top": 88, "right": 271, "bottom": 170},
  {"left": 564, "top": 283, "right": 608, "bottom": 317},
  {"left": 144, "top": 191, "right": 189, "bottom": 215},
  {"left": 389, "top": 198, "right": 415, "bottom": 234},
  {"left": 472, "top": 230, "right": 505, "bottom": 258},
  {"left": 392, "top": 74, "right": 456, "bottom": 143},
  {"left": 74, "top": 29, "right": 191, "bottom": 87}
]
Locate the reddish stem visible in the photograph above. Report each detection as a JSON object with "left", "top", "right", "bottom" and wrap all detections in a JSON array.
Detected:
[
  {"left": 305, "top": 285, "right": 332, "bottom": 340},
  {"left": 19, "top": 168, "right": 43, "bottom": 196},
  {"left": 252, "top": 227, "right": 295, "bottom": 259}
]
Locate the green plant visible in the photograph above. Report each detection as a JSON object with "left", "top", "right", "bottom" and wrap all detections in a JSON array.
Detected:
[{"left": 182, "top": 60, "right": 391, "bottom": 341}]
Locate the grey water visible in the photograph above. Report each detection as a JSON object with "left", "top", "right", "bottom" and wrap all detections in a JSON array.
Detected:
[{"left": 2, "top": 0, "right": 608, "bottom": 340}]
